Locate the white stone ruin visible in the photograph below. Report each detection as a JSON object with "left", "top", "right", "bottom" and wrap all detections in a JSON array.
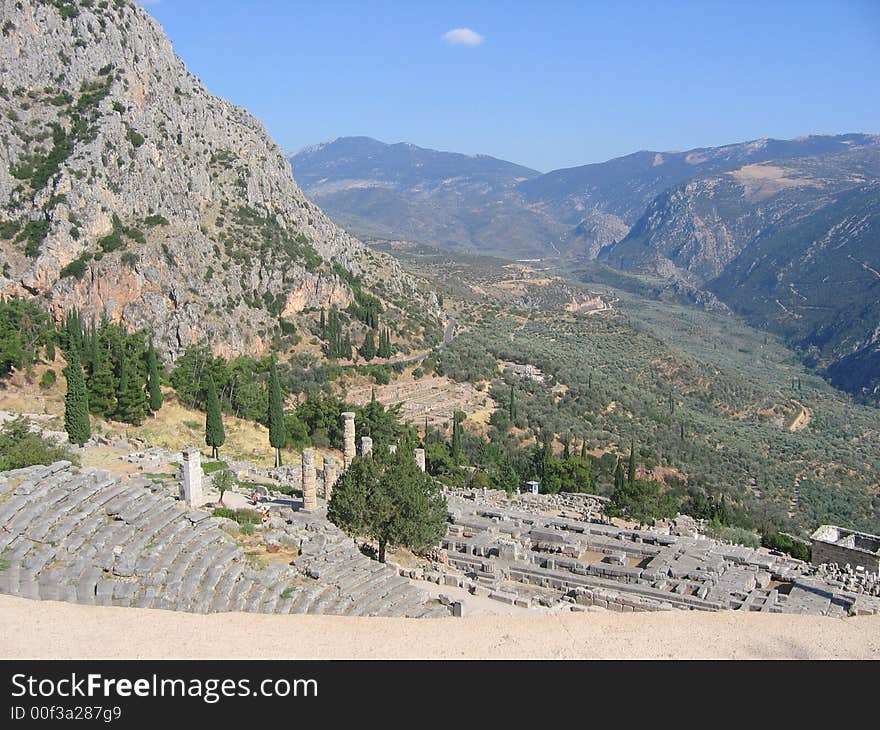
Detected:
[
  {"left": 180, "top": 447, "right": 204, "bottom": 507},
  {"left": 323, "top": 455, "right": 337, "bottom": 501},
  {"left": 360, "top": 436, "right": 373, "bottom": 457},
  {"left": 301, "top": 448, "right": 317, "bottom": 511},
  {"left": 341, "top": 411, "right": 356, "bottom": 469},
  {"left": 414, "top": 448, "right": 426, "bottom": 472}
]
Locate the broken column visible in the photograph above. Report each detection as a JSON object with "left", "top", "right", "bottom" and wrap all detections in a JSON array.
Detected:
[
  {"left": 414, "top": 448, "right": 426, "bottom": 472},
  {"left": 360, "top": 436, "right": 373, "bottom": 457},
  {"left": 301, "top": 448, "right": 317, "bottom": 511},
  {"left": 180, "top": 447, "right": 204, "bottom": 508},
  {"left": 388, "top": 444, "right": 397, "bottom": 455},
  {"left": 323, "top": 455, "right": 337, "bottom": 501},
  {"left": 341, "top": 412, "right": 356, "bottom": 469}
]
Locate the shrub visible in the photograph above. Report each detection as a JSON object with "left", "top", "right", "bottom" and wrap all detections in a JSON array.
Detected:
[
  {"left": 0, "top": 417, "right": 78, "bottom": 470},
  {"left": 39, "top": 369, "right": 57, "bottom": 389}
]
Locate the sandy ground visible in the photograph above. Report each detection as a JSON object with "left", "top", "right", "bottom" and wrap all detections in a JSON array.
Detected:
[{"left": 1, "top": 595, "right": 878, "bottom": 659}]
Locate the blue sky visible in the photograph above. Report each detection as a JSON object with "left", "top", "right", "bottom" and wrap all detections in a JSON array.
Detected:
[{"left": 141, "top": 0, "right": 880, "bottom": 172}]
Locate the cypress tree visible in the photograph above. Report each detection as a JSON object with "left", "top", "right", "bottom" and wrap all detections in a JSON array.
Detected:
[
  {"left": 580, "top": 439, "right": 587, "bottom": 459},
  {"left": 268, "top": 358, "right": 286, "bottom": 467},
  {"left": 204, "top": 375, "right": 225, "bottom": 459},
  {"left": 451, "top": 411, "right": 464, "bottom": 465},
  {"left": 146, "top": 346, "right": 163, "bottom": 413},
  {"left": 628, "top": 438, "right": 637, "bottom": 484},
  {"left": 87, "top": 343, "right": 117, "bottom": 417},
  {"left": 319, "top": 308, "right": 326, "bottom": 339},
  {"left": 64, "top": 346, "right": 90, "bottom": 446},
  {"left": 613, "top": 457, "right": 625, "bottom": 492},
  {"left": 508, "top": 384, "right": 516, "bottom": 421},
  {"left": 115, "top": 352, "right": 147, "bottom": 425},
  {"left": 360, "top": 328, "right": 376, "bottom": 360}
]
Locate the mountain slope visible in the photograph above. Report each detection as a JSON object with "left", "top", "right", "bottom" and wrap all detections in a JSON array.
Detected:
[
  {"left": 290, "top": 136, "right": 565, "bottom": 256},
  {"left": 520, "top": 133, "right": 880, "bottom": 258},
  {"left": 711, "top": 182, "right": 880, "bottom": 400},
  {"left": 598, "top": 150, "right": 880, "bottom": 400},
  {"left": 0, "top": 0, "right": 436, "bottom": 359}
]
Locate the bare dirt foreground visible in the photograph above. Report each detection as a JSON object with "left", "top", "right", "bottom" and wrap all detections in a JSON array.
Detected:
[{"left": 2, "top": 595, "right": 878, "bottom": 659}]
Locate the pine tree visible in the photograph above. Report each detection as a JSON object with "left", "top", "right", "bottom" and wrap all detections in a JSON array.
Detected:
[
  {"left": 64, "top": 346, "right": 90, "bottom": 446},
  {"left": 146, "top": 346, "right": 163, "bottom": 413},
  {"left": 204, "top": 375, "right": 225, "bottom": 459},
  {"left": 87, "top": 343, "right": 117, "bottom": 417},
  {"left": 268, "top": 358, "right": 286, "bottom": 467},
  {"left": 628, "top": 438, "right": 637, "bottom": 484},
  {"left": 115, "top": 352, "right": 147, "bottom": 426}
]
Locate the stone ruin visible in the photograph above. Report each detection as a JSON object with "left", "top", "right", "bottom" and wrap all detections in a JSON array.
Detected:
[
  {"left": 2, "top": 407, "right": 876, "bottom": 621},
  {"left": 396, "top": 488, "right": 880, "bottom": 617}
]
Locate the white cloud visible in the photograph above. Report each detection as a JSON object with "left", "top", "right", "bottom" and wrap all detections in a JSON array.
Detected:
[{"left": 442, "top": 28, "right": 485, "bottom": 47}]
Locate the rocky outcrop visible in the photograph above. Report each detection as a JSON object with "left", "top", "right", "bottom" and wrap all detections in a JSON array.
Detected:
[{"left": 0, "top": 0, "right": 436, "bottom": 359}]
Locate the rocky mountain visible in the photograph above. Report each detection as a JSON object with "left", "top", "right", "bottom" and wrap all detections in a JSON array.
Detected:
[
  {"left": 598, "top": 149, "right": 880, "bottom": 401},
  {"left": 0, "top": 0, "right": 436, "bottom": 360},
  {"left": 520, "top": 133, "right": 880, "bottom": 259},
  {"left": 292, "top": 132, "right": 880, "bottom": 263},
  {"left": 290, "top": 136, "right": 565, "bottom": 257}
]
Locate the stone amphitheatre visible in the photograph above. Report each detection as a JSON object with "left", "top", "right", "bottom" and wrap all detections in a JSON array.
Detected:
[{"left": 1, "top": 409, "right": 879, "bottom": 659}]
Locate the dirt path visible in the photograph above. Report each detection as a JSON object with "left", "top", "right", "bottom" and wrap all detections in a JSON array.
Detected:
[
  {"left": 1, "top": 595, "right": 877, "bottom": 659},
  {"left": 788, "top": 400, "right": 811, "bottom": 432}
]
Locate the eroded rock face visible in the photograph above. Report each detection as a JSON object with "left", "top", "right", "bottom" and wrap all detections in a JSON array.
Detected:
[{"left": 0, "top": 0, "right": 436, "bottom": 359}]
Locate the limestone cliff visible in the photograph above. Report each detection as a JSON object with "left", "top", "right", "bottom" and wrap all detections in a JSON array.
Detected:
[{"left": 0, "top": 0, "right": 436, "bottom": 359}]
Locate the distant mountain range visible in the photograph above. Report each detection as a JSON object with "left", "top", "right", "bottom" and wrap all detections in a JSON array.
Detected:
[
  {"left": 291, "top": 133, "right": 880, "bottom": 401},
  {"left": 290, "top": 136, "right": 560, "bottom": 256}
]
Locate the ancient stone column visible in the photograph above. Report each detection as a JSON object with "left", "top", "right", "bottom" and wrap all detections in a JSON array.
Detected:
[
  {"left": 180, "top": 447, "right": 204, "bottom": 507},
  {"left": 341, "top": 412, "right": 356, "bottom": 469},
  {"left": 414, "top": 448, "right": 426, "bottom": 473},
  {"left": 360, "top": 436, "right": 373, "bottom": 457},
  {"left": 301, "top": 448, "right": 317, "bottom": 511},
  {"left": 323, "top": 455, "right": 337, "bottom": 501}
]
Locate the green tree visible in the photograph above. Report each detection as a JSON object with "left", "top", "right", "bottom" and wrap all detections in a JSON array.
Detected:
[
  {"left": 628, "top": 438, "right": 637, "bottom": 484},
  {"left": 268, "top": 358, "right": 286, "bottom": 466},
  {"left": 360, "top": 328, "right": 377, "bottom": 360},
  {"left": 451, "top": 410, "right": 465, "bottom": 465},
  {"left": 63, "top": 346, "right": 90, "bottom": 446},
  {"left": 378, "top": 327, "right": 392, "bottom": 359},
  {"left": 614, "top": 457, "right": 625, "bottom": 492},
  {"left": 0, "top": 417, "right": 78, "bottom": 470},
  {"left": 204, "top": 375, "right": 225, "bottom": 459},
  {"left": 115, "top": 352, "right": 147, "bottom": 425},
  {"left": 213, "top": 469, "right": 235, "bottom": 507},
  {"left": 328, "top": 450, "right": 447, "bottom": 563},
  {"left": 608, "top": 478, "right": 677, "bottom": 524},
  {"left": 146, "top": 346, "right": 163, "bottom": 413},
  {"left": 87, "top": 343, "right": 116, "bottom": 417},
  {"left": 508, "top": 383, "right": 516, "bottom": 421}
]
